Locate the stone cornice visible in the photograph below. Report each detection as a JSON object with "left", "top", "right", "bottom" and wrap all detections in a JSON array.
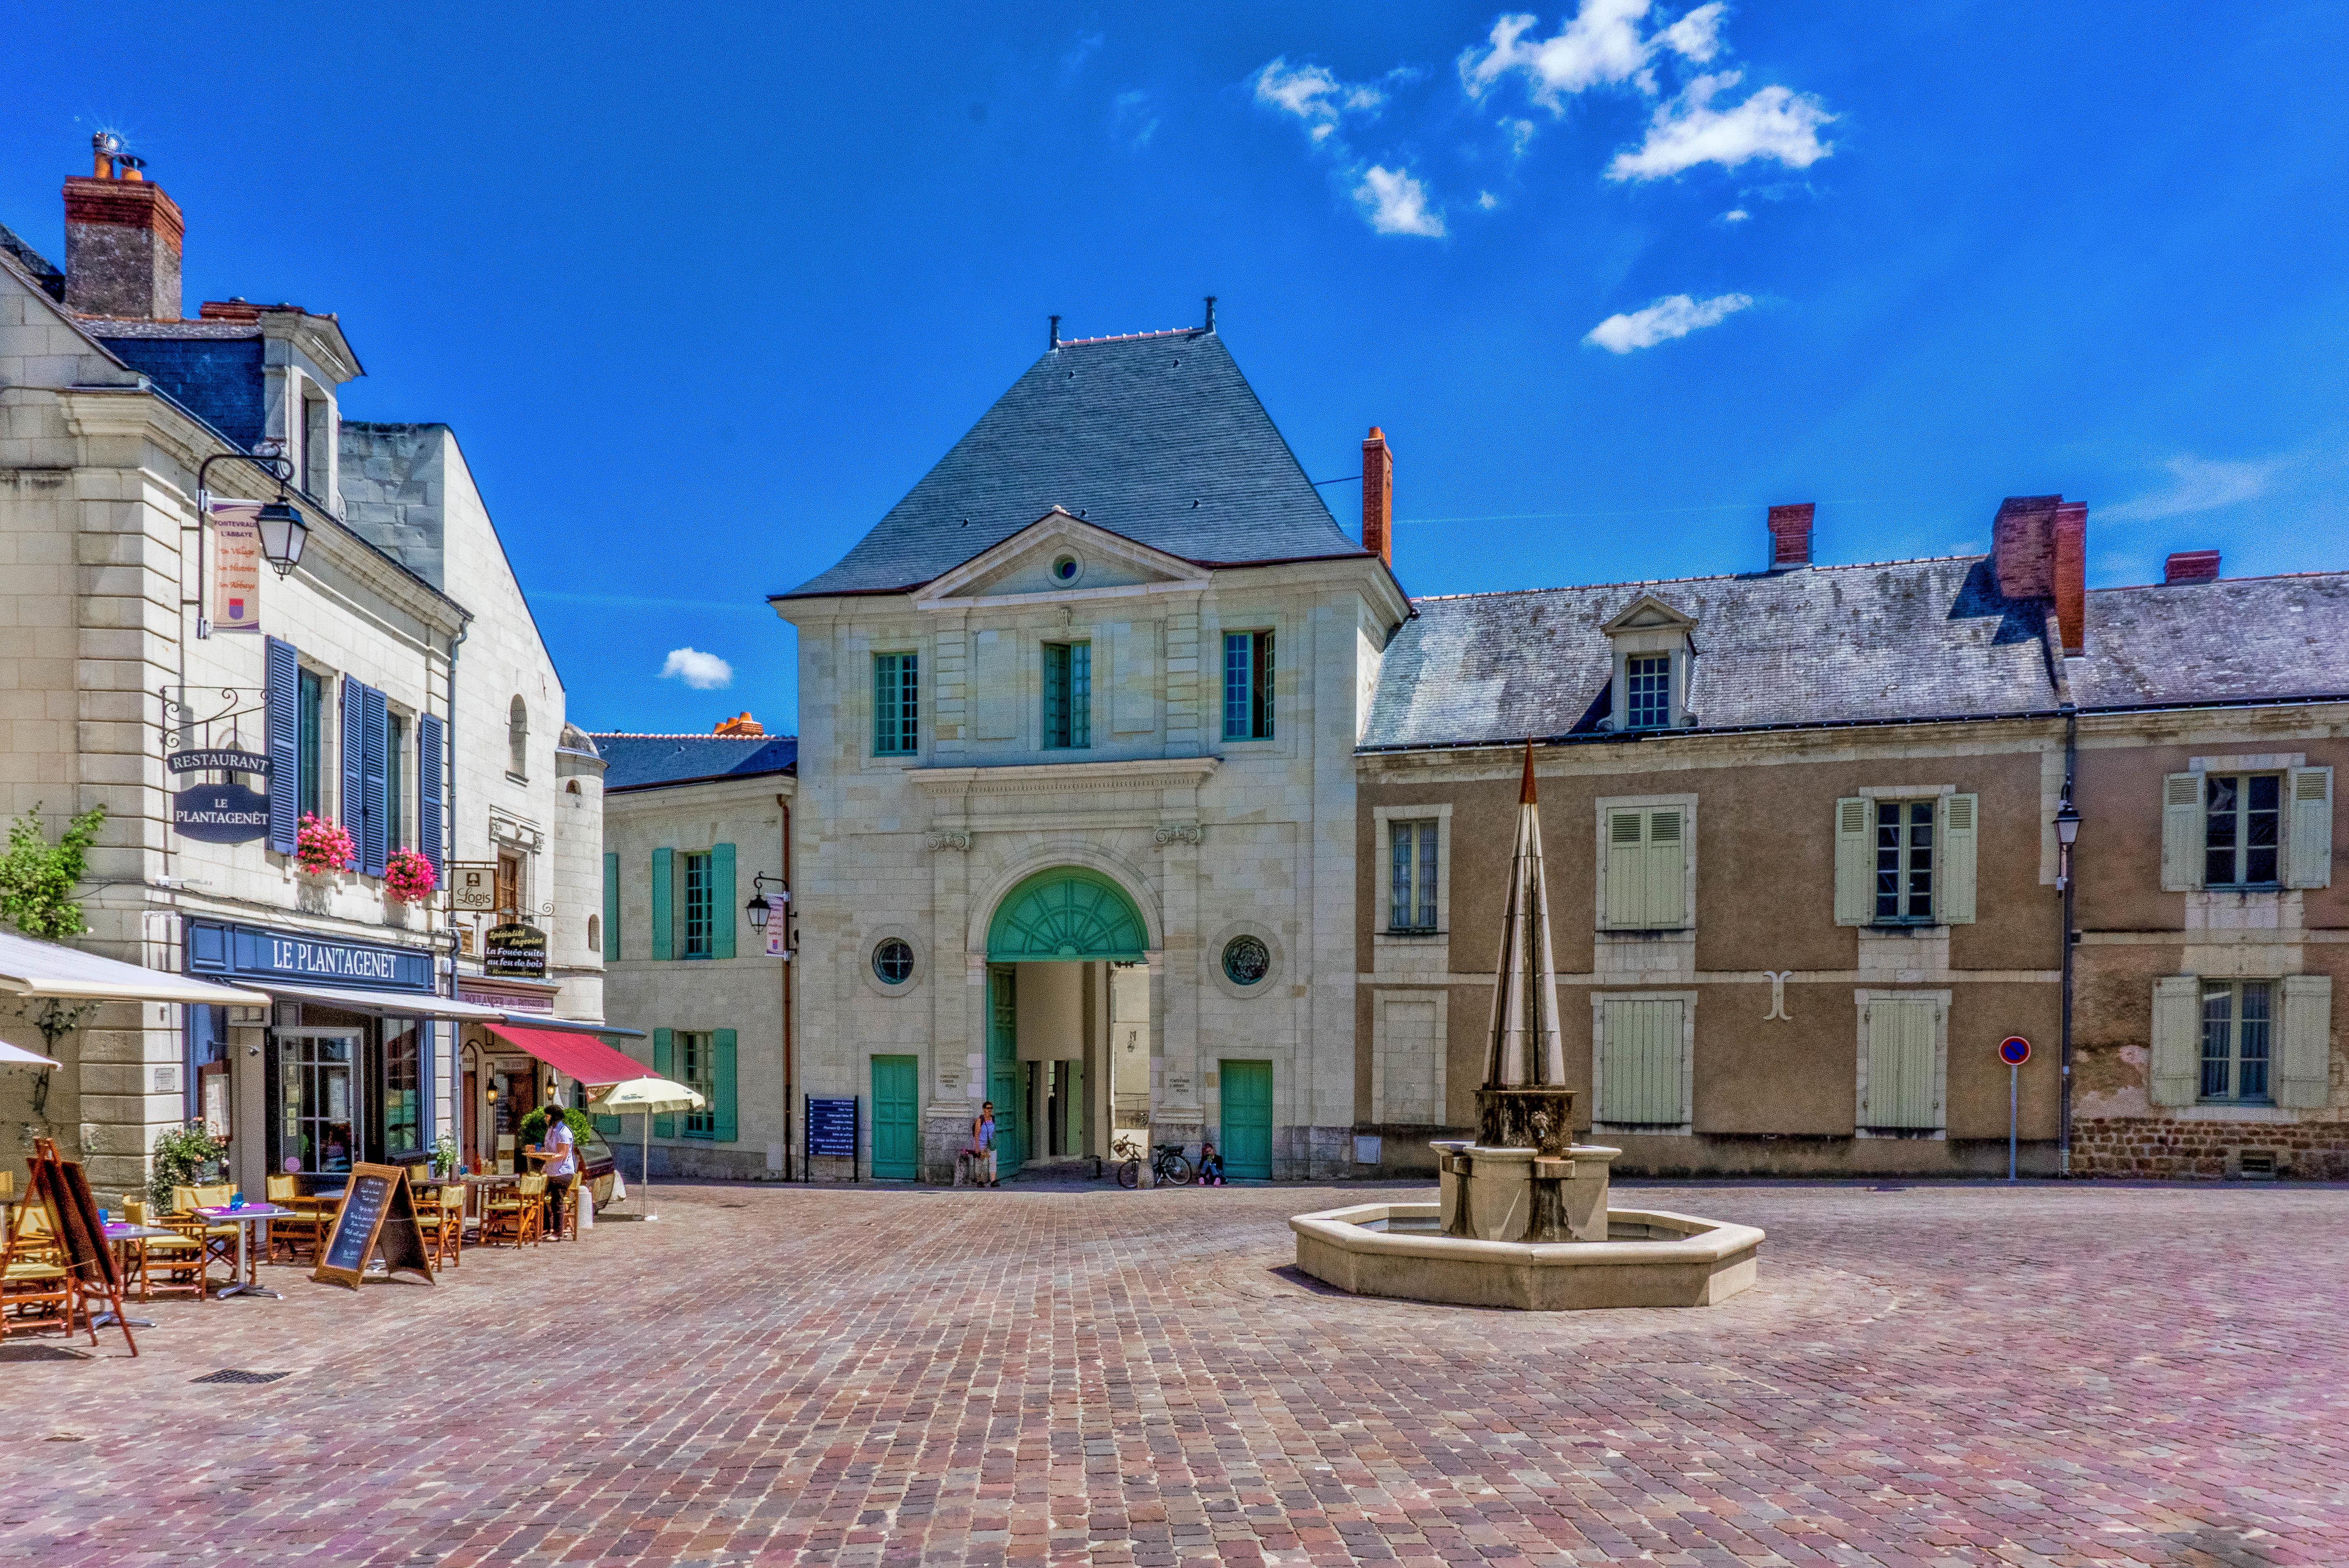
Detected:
[{"left": 908, "top": 756, "right": 1220, "bottom": 795}]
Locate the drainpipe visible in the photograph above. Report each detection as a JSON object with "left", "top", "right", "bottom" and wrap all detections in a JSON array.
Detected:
[
  {"left": 778, "top": 791, "right": 794, "bottom": 1181},
  {"left": 2058, "top": 704, "right": 2077, "bottom": 1177},
  {"left": 442, "top": 620, "right": 469, "bottom": 1160}
]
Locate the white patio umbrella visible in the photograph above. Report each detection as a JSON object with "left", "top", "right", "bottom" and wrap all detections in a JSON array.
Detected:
[
  {"left": 0, "top": 1040, "right": 61, "bottom": 1068},
  {"left": 586, "top": 1077, "right": 704, "bottom": 1222}
]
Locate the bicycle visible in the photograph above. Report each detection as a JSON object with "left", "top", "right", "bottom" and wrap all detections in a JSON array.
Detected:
[{"left": 1115, "top": 1138, "right": 1194, "bottom": 1189}]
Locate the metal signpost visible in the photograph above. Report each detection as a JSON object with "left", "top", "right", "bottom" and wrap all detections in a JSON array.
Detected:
[{"left": 1999, "top": 1036, "right": 2032, "bottom": 1181}]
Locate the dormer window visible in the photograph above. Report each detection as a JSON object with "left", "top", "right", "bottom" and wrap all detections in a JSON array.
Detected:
[{"left": 1599, "top": 594, "right": 1698, "bottom": 732}]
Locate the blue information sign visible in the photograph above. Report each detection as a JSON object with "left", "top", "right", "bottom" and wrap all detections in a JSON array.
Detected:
[{"left": 806, "top": 1095, "right": 859, "bottom": 1169}]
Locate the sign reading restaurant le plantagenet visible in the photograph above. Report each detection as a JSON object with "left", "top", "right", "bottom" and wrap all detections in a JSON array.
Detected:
[
  {"left": 185, "top": 919, "right": 435, "bottom": 992},
  {"left": 483, "top": 922, "right": 547, "bottom": 979},
  {"left": 169, "top": 748, "right": 273, "bottom": 844}
]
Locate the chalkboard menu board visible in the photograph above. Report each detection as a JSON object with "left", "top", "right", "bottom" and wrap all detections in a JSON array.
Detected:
[
  {"left": 313, "top": 1162, "right": 434, "bottom": 1289},
  {"left": 806, "top": 1095, "right": 858, "bottom": 1176}
]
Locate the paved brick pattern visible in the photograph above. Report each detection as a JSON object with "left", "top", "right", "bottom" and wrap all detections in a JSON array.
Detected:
[{"left": 2, "top": 1180, "right": 2345, "bottom": 1567}]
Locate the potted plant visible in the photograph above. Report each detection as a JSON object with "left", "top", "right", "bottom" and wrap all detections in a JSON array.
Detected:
[
  {"left": 295, "top": 814, "right": 356, "bottom": 876},
  {"left": 385, "top": 847, "right": 437, "bottom": 903},
  {"left": 148, "top": 1121, "right": 230, "bottom": 1211},
  {"left": 429, "top": 1132, "right": 459, "bottom": 1179}
]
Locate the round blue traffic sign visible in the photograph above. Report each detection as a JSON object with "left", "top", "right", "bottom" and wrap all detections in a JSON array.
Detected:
[{"left": 1998, "top": 1036, "right": 2031, "bottom": 1066}]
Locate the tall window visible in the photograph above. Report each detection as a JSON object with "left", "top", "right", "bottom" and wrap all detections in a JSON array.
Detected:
[
  {"left": 2200, "top": 981, "right": 2273, "bottom": 1102},
  {"left": 2205, "top": 774, "right": 2281, "bottom": 888},
  {"left": 1625, "top": 655, "right": 1671, "bottom": 729},
  {"left": 1389, "top": 820, "right": 1439, "bottom": 932},
  {"left": 1875, "top": 801, "right": 1936, "bottom": 922},
  {"left": 874, "top": 652, "right": 919, "bottom": 756},
  {"left": 496, "top": 850, "right": 523, "bottom": 918},
  {"left": 1222, "top": 630, "right": 1274, "bottom": 740},
  {"left": 679, "top": 1031, "right": 716, "bottom": 1136},
  {"left": 297, "top": 668, "right": 323, "bottom": 818},
  {"left": 508, "top": 697, "right": 529, "bottom": 778},
  {"left": 1043, "top": 641, "right": 1091, "bottom": 749},
  {"left": 386, "top": 714, "right": 407, "bottom": 851},
  {"left": 683, "top": 851, "right": 713, "bottom": 959},
  {"left": 383, "top": 1019, "right": 422, "bottom": 1157}
]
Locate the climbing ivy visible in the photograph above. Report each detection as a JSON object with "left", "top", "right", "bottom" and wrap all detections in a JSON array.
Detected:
[{"left": 0, "top": 804, "right": 105, "bottom": 940}]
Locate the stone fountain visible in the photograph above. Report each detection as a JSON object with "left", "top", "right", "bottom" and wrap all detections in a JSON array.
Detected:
[{"left": 1292, "top": 745, "right": 1762, "bottom": 1310}]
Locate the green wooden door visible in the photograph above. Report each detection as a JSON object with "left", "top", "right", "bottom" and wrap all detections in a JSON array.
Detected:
[
  {"left": 871, "top": 1055, "right": 920, "bottom": 1180},
  {"left": 1220, "top": 1060, "right": 1273, "bottom": 1180},
  {"left": 986, "top": 964, "right": 1024, "bottom": 1173}
]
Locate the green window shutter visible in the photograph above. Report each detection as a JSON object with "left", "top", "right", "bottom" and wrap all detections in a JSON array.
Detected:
[
  {"left": 2287, "top": 767, "right": 2333, "bottom": 890},
  {"left": 2160, "top": 773, "right": 2203, "bottom": 891},
  {"left": 1599, "top": 998, "right": 1684, "bottom": 1125},
  {"left": 652, "top": 1029, "right": 677, "bottom": 1137},
  {"left": 1940, "top": 793, "right": 1978, "bottom": 924},
  {"left": 592, "top": 1111, "right": 620, "bottom": 1136},
  {"left": 710, "top": 842, "right": 737, "bottom": 959},
  {"left": 650, "top": 848, "right": 674, "bottom": 961},
  {"left": 1833, "top": 797, "right": 1872, "bottom": 925},
  {"left": 2278, "top": 975, "right": 2333, "bottom": 1109},
  {"left": 1645, "top": 809, "right": 1686, "bottom": 928},
  {"left": 2147, "top": 975, "right": 2200, "bottom": 1107},
  {"left": 1603, "top": 809, "right": 1645, "bottom": 928},
  {"left": 1864, "top": 998, "right": 1938, "bottom": 1129},
  {"left": 712, "top": 1028, "right": 739, "bottom": 1141},
  {"left": 602, "top": 851, "right": 620, "bottom": 961}
]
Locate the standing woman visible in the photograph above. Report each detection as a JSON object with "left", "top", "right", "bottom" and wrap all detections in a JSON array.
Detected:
[{"left": 975, "top": 1100, "right": 998, "bottom": 1188}]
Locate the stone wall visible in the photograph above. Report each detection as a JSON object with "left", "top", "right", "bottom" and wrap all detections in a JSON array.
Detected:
[{"left": 2071, "top": 1116, "right": 2349, "bottom": 1180}]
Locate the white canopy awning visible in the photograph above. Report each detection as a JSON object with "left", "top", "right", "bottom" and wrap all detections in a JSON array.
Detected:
[
  {"left": 0, "top": 1039, "right": 61, "bottom": 1068},
  {"left": 255, "top": 981, "right": 508, "bottom": 1022},
  {"left": 0, "top": 927, "right": 271, "bottom": 1007}
]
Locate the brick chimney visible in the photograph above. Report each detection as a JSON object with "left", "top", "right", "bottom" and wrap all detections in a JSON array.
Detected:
[
  {"left": 1360, "top": 427, "right": 1393, "bottom": 568},
  {"left": 1767, "top": 503, "right": 1814, "bottom": 570},
  {"left": 1991, "top": 494, "right": 2088, "bottom": 654},
  {"left": 63, "top": 134, "right": 183, "bottom": 320},
  {"left": 2164, "top": 550, "right": 2220, "bottom": 585},
  {"left": 2053, "top": 501, "right": 2086, "bottom": 654}
]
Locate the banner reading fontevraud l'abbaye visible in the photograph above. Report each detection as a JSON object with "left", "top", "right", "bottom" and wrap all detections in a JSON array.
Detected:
[{"left": 207, "top": 498, "right": 262, "bottom": 633}]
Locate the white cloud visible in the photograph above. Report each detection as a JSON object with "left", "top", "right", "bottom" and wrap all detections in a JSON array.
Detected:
[
  {"left": 1459, "top": 1, "right": 1723, "bottom": 108},
  {"left": 1607, "top": 72, "right": 1835, "bottom": 180},
  {"left": 659, "top": 647, "right": 734, "bottom": 690},
  {"left": 1582, "top": 291, "right": 1752, "bottom": 352},
  {"left": 1503, "top": 116, "right": 1538, "bottom": 157},
  {"left": 1061, "top": 31, "right": 1103, "bottom": 77},
  {"left": 1252, "top": 57, "right": 1386, "bottom": 143},
  {"left": 2100, "top": 455, "right": 2283, "bottom": 522},
  {"left": 1354, "top": 165, "right": 1446, "bottom": 236},
  {"left": 1477, "top": 189, "right": 1501, "bottom": 209},
  {"left": 1718, "top": 207, "right": 1750, "bottom": 222},
  {"left": 1112, "top": 90, "right": 1159, "bottom": 148}
]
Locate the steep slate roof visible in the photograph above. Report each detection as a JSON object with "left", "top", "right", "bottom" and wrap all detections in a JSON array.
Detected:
[
  {"left": 2070, "top": 573, "right": 2349, "bottom": 708},
  {"left": 777, "top": 329, "right": 1364, "bottom": 599},
  {"left": 593, "top": 734, "right": 799, "bottom": 792},
  {"left": 1363, "top": 556, "right": 2061, "bottom": 749}
]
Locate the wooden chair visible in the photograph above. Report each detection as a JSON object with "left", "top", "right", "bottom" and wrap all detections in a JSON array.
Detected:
[
  {"left": 417, "top": 1184, "right": 465, "bottom": 1270},
  {"left": 2, "top": 1204, "right": 80, "bottom": 1338},
  {"left": 120, "top": 1197, "right": 201, "bottom": 1303},
  {"left": 263, "top": 1174, "right": 325, "bottom": 1264},
  {"left": 164, "top": 1183, "right": 241, "bottom": 1294},
  {"left": 480, "top": 1175, "right": 544, "bottom": 1248}
]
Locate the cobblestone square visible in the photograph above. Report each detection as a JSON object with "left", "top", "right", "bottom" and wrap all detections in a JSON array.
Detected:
[{"left": 3, "top": 1179, "right": 2344, "bottom": 1567}]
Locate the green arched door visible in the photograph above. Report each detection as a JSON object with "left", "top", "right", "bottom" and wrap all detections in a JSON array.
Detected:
[{"left": 986, "top": 869, "right": 1148, "bottom": 962}]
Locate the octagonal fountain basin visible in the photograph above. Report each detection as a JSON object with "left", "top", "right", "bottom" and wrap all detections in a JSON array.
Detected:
[{"left": 1289, "top": 1201, "right": 1763, "bottom": 1311}]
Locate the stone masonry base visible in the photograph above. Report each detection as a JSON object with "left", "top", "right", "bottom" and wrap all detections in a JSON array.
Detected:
[{"left": 2070, "top": 1117, "right": 2349, "bottom": 1180}]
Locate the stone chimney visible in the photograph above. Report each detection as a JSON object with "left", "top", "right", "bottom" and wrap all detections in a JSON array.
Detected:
[
  {"left": 1991, "top": 494, "right": 2088, "bottom": 654},
  {"left": 1767, "top": 503, "right": 1814, "bottom": 570},
  {"left": 63, "top": 134, "right": 183, "bottom": 320},
  {"left": 2164, "top": 550, "right": 2220, "bottom": 585},
  {"left": 1361, "top": 427, "right": 1393, "bottom": 568}
]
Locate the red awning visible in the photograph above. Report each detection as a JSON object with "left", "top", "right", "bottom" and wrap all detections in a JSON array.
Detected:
[{"left": 483, "top": 1023, "right": 649, "bottom": 1088}]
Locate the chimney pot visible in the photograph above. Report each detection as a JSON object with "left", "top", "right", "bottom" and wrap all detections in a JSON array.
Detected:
[
  {"left": 2164, "top": 550, "right": 2221, "bottom": 586},
  {"left": 1360, "top": 427, "right": 1393, "bottom": 570},
  {"left": 1767, "top": 503, "right": 1814, "bottom": 570}
]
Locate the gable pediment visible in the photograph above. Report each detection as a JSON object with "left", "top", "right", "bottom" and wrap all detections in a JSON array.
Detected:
[
  {"left": 1599, "top": 593, "right": 1698, "bottom": 636},
  {"left": 913, "top": 508, "right": 1211, "bottom": 609}
]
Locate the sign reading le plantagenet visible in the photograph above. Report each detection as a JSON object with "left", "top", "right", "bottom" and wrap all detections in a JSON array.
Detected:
[
  {"left": 483, "top": 922, "right": 547, "bottom": 979},
  {"left": 172, "top": 782, "right": 270, "bottom": 843},
  {"left": 186, "top": 919, "right": 435, "bottom": 992}
]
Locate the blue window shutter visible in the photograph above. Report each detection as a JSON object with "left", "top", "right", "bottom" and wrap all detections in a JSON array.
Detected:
[
  {"left": 265, "top": 636, "right": 299, "bottom": 852},
  {"left": 602, "top": 851, "right": 620, "bottom": 961},
  {"left": 339, "top": 676, "right": 363, "bottom": 835},
  {"left": 360, "top": 684, "right": 389, "bottom": 876},
  {"left": 711, "top": 842, "right": 737, "bottom": 959},
  {"left": 649, "top": 849, "right": 673, "bottom": 961},
  {"left": 712, "top": 1028, "right": 738, "bottom": 1142},
  {"left": 653, "top": 1029, "right": 676, "bottom": 1138},
  {"left": 417, "top": 713, "right": 445, "bottom": 880}
]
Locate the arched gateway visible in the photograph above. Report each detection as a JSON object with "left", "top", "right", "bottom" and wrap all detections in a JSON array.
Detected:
[{"left": 979, "top": 868, "right": 1150, "bottom": 1174}]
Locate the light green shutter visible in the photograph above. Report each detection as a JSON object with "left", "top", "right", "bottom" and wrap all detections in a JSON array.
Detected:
[
  {"left": 602, "top": 851, "right": 620, "bottom": 961},
  {"left": 2287, "top": 768, "right": 2333, "bottom": 890},
  {"left": 2147, "top": 975, "right": 2200, "bottom": 1107},
  {"left": 2160, "top": 774, "right": 2203, "bottom": 891},
  {"left": 1834, "top": 797, "right": 1872, "bottom": 925},
  {"left": 1599, "top": 998, "right": 1684, "bottom": 1125},
  {"left": 711, "top": 1028, "right": 739, "bottom": 1140},
  {"left": 1863, "top": 997, "right": 1938, "bottom": 1129},
  {"left": 650, "top": 848, "right": 674, "bottom": 961},
  {"left": 653, "top": 1028, "right": 677, "bottom": 1137},
  {"left": 1940, "top": 793, "right": 1978, "bottom": 924},
  {"left": 1645, "top": 809, "right": 1686, "bottom": 927},
  {"left": 710, "top": 842, "right": 737, "bottom": 959},
  {"left": 1603, "top": 809, "right": 1685, "bottom": 928},
  {"left": 2278, "top": 975, "right": 2333, "bottom": 1109},
  {"left": 1604, "top": 809, "right": 1645, "bottom": 927}
]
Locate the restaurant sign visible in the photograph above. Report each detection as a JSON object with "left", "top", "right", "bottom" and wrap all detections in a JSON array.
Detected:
[
  {"left": 172, "top": 781, "right": 270, "bottom": 843},
  {"left": 186, "top": 919, "right": 435, "bottom": 992},
  {"left": 483, "top": 922, "right": 547, "bottom": 979}
]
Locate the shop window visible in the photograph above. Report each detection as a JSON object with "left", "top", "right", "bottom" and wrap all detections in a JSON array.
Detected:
[
  {"left": 279, "top": 1031, "right": 360, "bottom": 1174},
  {"left": 682, "top": 851, "right": 713, "bottom": 959},
  {"left": 1043, "top": 641, "right": 1091, "bottom": 749},
  {"left": 2200, "top": 981, "right": 2273, "bottom": 1103},
  {"left": 383, "top": 1019, "right": 423, "bottom": 1158},
  {"left": 297, "top": 668, "right": 323, "bottom": 818},
  {"left": 1222, "top": 631, "right": 1274, "bottom": 741}
]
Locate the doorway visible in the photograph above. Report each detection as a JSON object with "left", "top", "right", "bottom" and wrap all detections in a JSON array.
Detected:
[
  {"left": 871, "top": 1055, "right": 920, "bottom": 1180},
  {"left": 276, "top": 1030, "right": 363, "bottom": 1176},
  {"left": 986, "top": 965, "right": 1024, "bottom": 1173},
  {"left": 1220, "top": 1060, "right": 1273, "bottom": 1181}
]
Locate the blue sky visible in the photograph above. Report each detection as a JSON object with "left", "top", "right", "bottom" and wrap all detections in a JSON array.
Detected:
[{"left": 7, "top": 2, "right": 2345, "bottom": 733}]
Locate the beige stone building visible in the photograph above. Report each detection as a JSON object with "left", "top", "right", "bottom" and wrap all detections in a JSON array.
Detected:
[{"left": 0, "top": 148, "right": 606, "bottom": 1196}]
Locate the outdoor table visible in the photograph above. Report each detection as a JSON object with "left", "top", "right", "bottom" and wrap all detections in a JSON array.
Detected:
[
  {"left": 192, "top": 1203, "right": 297, "bottom": 1299},
  {"left": 95, "top": 1222, "right": 174, "bottom": 1328}
]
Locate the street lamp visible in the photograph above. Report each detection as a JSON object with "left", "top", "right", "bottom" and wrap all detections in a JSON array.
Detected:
[
  {"left": 745, "top": 892, "right": 771, "bottom": 934},
  {"left": 2053, "top": 790, "right": 2081, "bottom": 889},
  {"left": 254, "top": 497, "right": 310, "bottom": 576},
  {"left": 746, "top": 873, "right": 788, "bottom": 934}
]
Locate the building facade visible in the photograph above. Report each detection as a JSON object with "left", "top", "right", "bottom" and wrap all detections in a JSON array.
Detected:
[{"left": 0, "top": 146, "right": 604, "bottom": 1197}]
